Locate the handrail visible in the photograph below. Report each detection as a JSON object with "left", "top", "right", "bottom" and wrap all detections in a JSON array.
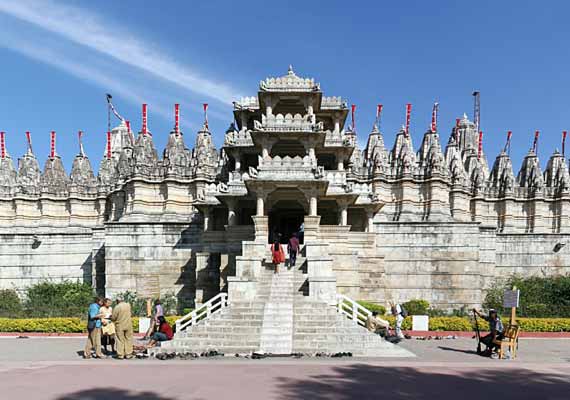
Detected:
[
  {"left": 175, "top": 292, "right": 229, "bottom": 333},
  {"left": 336, "top": 294, "right": 372, "bottom": 327}
]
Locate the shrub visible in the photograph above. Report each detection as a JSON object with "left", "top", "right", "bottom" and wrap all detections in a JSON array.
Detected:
[
  {"left": 357, "top": 301, "right": 386, "bottom": 315},
  {"left": 0, "top": 289, "right": 23, "bottom": 318},
  {"left": 24, "top": 281, "right": 94, "bottom": 318},
  {"left": 114, "top": 291, "right": 180, "bottom": 317},
  {"left": 402, "top": 299, "right": 430, "bottom": 315},
  {"left": 484, "top": 275, "right": 570, "bottom": 318}
]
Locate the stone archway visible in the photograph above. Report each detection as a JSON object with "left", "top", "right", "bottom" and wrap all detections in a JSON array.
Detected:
[{"left": 267, "top": 188, "right": 308, "bottom": 243}]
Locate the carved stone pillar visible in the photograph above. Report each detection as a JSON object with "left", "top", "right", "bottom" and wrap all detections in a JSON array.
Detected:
[
  {"left": 309, "top": 196, "right": 317, "bottom": 216},
  {"left": 252, "top": 216, "right": 269, "bottom": 243},
  {"left": 339, "top": 206, "right": 348, "bottom": 226},
  {"left": 203, "top": 208, "right": 212, "bottom": 231},
  {"left": 227, "top": 198, "right": 237, "bottom": 226},
  {"left": 366, "top": 210, "right": 375, "bottom": 232},
  {"left": 256, "top": 196, "right": 265, "bottom": 216},
  {"left": 195, "top": 252, "right": 210, "bottom": 307},
  {"left": 303, "top": 215, "right": 321, "bottom": 242}
]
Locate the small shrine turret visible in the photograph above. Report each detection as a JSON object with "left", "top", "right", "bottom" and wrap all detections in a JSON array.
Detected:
[
  {"left": 69, "top": 131, "right": 97, "bottom": 194},
  {"left": 40, "top": 131, "right": 70, "bottom": 196},
  {"left": 0, "top": 131, "right": 17, "bottom": 197},
  {"left": 17, "top": 132, "right": 41, "bottom": 196}
]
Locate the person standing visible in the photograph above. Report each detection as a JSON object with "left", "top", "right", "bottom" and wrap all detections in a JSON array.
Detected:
[
  {"left": 111, "top": 296, "right": 134, "bottom": 359},
  {"left": 287, "top": 233, "right": 300, "bottom": 267},
  {"left": 99, "top": 298, "right": 116, "bottom": 354},
  {"left": 84, "top": 297, "right": 104, "bottom": 359},
  {"left": 270, "top": 238, "right": 285, "bottom": 274},
  {"left": 391, "top": 303, "right": 406, "bottom": 340}
]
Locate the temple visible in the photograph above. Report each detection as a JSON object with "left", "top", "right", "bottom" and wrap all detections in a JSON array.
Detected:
[{"left": 1, "top": 67, "right": 570, "bottom": 314}]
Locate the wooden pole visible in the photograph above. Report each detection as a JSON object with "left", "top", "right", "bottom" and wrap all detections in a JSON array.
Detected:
[{"left": 510, "top": 285, "right": 517, "bottom": 326}]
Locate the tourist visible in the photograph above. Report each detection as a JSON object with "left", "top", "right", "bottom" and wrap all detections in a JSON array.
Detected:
[
  {"left": 270, "top": 237, "right": 285, "bottom": 274},
  {"left": 298, "top": 222, "right": 304, "bottom": 243},
  {"left": 99, "top": 298, "right": 116, "bottom": 354},
  {"left": 84, "top": 296, "right": 104, "bottom": 359},
  {"left": 473, "top": 308, "right": 504, "bottom": 356},
  {"left": 366, "top": 311, "right": 390, "bottom": 337},
  {"left": 111, "top": 295, "right": 134, "bottom": 359},
  {"left": 287, "top": 233, "right": 300, "bottom": 267},
  {"left": 391, "top": 303, "right": 406, "bottom": 339},
  {"left": 146, "top": 316, "right": 174, "bottom": 348},
  {"left": 143, "top": 299, "right": 164, "bottom": 340}
]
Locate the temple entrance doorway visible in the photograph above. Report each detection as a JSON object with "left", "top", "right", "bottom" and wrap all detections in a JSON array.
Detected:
[{"left": 268, "top": 199, "right": 305, "bottom": 244}]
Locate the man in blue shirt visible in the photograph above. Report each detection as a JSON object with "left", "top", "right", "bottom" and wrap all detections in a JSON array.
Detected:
[{"left": 84, "top": 297, "right": 104, "bottom": 359}]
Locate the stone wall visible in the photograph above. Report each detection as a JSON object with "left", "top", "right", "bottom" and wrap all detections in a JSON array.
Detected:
[
  {"left": 0, "top": 229, "right": 94, "bottom": 293},
  {"left": 104, "top": 222, "right": 201, "bottom": 308},
  {"left": 376, "top": 222, "right": 484, "bottom": 310}
]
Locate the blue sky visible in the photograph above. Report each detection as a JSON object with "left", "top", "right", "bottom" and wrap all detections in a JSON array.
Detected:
[{"left": 0, "top": 0, "right": 568, "bottom": 172}]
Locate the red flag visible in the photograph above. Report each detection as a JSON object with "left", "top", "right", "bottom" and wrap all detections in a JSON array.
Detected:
[
  {"left": 0, "top": 131, "right": 5, "bottom": 159},
  {"left": 455, "top": 118, "right": 460, "bottom": 143},
  {"left": 405, "top": 103, "right": 412, "bottom": 137},
  {"left": 376, "top": 104, "right": 383, "bottom": 129},
  {"left": 174, "top": 103, "right": 180, "bottom": 134},
  {"left": 431, "top": 102, "right": 439, "bottom": 132},
  {"left": 533, "top": 130, "right": 539, "bottom": 153},
  {"left": 26, "top": 131, "right": 32, "bottom": 152},
  {"left": 203, "top": 103, "right": 209, "bottom": 129},
  {"left": 351, "top": 104, "right": 356, "bottom": 133},
  {"left": 106, "top": 131, "right": 111, "bottom": 159},
  {"left": 563, "top": 131, "right": 567, "bottom": 157},
  {"left": 478, "top": 131, "right": 483, "bottom": 160},
  {"left": 142, "top": 104, "right": 148, "bottom": 135},
  {"left": 504, "top": 130, "right": 512, "bottom": 154},
  {"left": 50, "top": 131, "right": 56, "bottom": 159}
]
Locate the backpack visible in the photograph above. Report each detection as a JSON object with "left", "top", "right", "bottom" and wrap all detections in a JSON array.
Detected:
[{"left": 399, "top": 305, "right": 408, "bottom": 318}]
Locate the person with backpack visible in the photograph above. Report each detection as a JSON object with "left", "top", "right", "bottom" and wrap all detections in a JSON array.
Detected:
[{"left": 391, "top": 302, "right": 407, "bottom": 339}]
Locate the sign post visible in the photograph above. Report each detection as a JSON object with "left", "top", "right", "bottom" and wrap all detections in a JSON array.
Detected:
[{"left": 502, "top": 286, "right": 520, "bottom": 326}]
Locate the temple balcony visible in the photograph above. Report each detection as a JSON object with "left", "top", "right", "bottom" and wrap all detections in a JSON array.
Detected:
[
  {"left": 243, "top": 155, "right": 324, "bottom": 182},
  {"left": 320, "top": 96, "right": 347, "bottom": 110},
  {"left": 224, "top": 129, "right": 254, "bottom": 147},
  {"left": 254, "top": 113, "right": 323, "bottom": 132},
  {"left": 233, "top": 96, "right": 259, "bottom": 110},
  {"left": 324, "top": 130, "right": 356, "bottom": 147}
]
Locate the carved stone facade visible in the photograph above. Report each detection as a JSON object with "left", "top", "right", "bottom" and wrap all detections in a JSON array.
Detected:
[{"left": 1, "top": 67, "right": 570, "bottom": 310}]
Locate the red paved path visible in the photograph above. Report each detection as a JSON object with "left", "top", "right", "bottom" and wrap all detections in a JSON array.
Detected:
[{"left": 1, "top": 361, "right": 569, "bottom": 400}]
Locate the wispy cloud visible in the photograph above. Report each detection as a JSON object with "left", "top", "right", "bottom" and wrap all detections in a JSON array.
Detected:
[{"left": 0, "top": 0, "right": 242, "bottom": 104}]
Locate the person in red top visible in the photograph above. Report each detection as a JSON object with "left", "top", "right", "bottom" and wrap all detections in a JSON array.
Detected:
[
  {"left": 270, "top": 238, "right": 285, "bottom": 274},
  {"left": 146, "top": 316, "right": 173, "bottom": 348}
]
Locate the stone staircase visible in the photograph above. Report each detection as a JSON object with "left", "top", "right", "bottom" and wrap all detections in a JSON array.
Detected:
[{"left": 161, "top": 252, "right": 413, "bottom": 357}]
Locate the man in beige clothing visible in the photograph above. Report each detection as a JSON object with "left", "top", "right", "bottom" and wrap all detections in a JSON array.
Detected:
[{"left": 111, "top": 296, "right": 133, "bottom": 359}]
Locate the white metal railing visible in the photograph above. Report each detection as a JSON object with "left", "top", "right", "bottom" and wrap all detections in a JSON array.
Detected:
[
  {"left": 336, "top": 294, "right": 372, "bottom": 327},
  {"left": 175, "top": 292, "right": 229, "bottom": 333}
]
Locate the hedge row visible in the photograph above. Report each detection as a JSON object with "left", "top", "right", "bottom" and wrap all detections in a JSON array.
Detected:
[
  {"left": 0, "top": 316, "right": 180, "bottom": 333},
  {"left": 380, "top": 316, "right": 570, "bottom": 332},
  {"left": 1, "top": 316, "right": 569, "bottom": 333}
]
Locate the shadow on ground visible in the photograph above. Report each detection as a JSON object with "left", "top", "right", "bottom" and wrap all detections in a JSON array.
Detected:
[
  {"left": 56, "top": 388, "right": 176, "bottom": 400},
  {"left": 277, "top": 364, "right": 569, "bottom": 400}
]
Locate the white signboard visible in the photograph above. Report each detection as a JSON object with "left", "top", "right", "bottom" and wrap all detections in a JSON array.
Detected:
[
  {"left": 412, "top": 315, "right": 429, "bottom": 331},
  {"left": 503, "top": 290, "right": 520, "bottom": 308},
  {"left": 138, "top": 317, "right": 151, "bottom": 334}
]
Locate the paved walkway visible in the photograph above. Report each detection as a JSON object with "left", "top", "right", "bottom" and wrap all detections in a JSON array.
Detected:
[{"left": 0, "top": 337, "right": 568, "bottom": 399}]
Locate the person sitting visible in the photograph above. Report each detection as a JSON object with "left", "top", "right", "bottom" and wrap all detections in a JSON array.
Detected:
[
  {"left": 366, "top": 311, "right": 390, "bottom": 337},
  {"left": 473, "top": 308, "right": 504, "bottom": 356},
  {"left": 146, "top": 316, "right": 174, "bottom": 348},
  {"left": 143, "top": 299, "right": 164, "bottom": 340}
]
